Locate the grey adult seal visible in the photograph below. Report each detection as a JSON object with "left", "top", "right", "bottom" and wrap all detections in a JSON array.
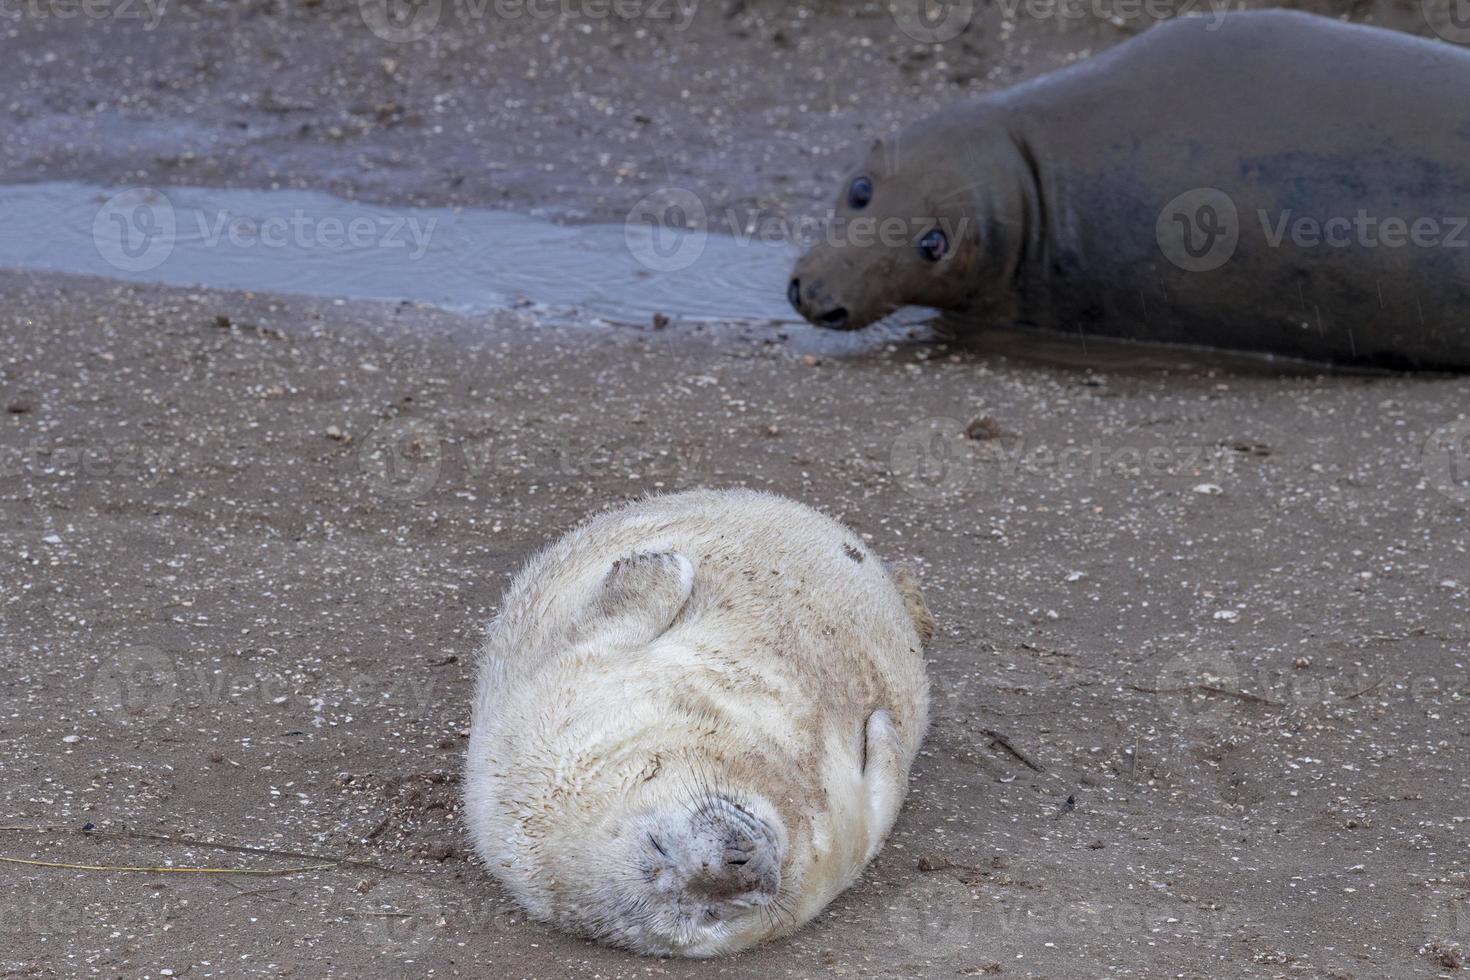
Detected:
[{"left": 788, "top": 11, "right": 1470, "bottom": 370}]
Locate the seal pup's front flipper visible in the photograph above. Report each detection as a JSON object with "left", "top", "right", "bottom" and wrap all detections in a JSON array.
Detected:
[
  {"left": 578, "top": 551, "right": 694, "bottom": 647},
  {"left": 861, "top": 708, "right": 907, "bottom": 862}
]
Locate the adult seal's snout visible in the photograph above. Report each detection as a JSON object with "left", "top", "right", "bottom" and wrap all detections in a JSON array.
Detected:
[
  {"left": 786, "top": 273, "right": 854, "bottom": 331},
  {"left": 787, "top": 10, "right": 1470, "bottom": 369}
]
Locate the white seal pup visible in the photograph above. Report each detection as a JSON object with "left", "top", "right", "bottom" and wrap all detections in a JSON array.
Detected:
[{"left": 464, "top": 489, "right": 932, "bottom": 956}]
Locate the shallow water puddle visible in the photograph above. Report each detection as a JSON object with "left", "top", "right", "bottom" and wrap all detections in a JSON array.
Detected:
[
  {"left": 0, "top": 182, "right": 811, "bottom": 326},
  {"left": 0, "top": 182, "right": 1294, "bottom": 371}
]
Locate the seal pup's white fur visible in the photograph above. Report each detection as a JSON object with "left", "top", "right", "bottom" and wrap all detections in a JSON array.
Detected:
[{"left": 464, "top": 489, "right": 932, "bottom": 956}]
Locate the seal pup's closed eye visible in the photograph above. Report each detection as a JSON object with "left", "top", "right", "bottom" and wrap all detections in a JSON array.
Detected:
[{"left": 464, "top": 489, "right": 932, "bottom": 956}]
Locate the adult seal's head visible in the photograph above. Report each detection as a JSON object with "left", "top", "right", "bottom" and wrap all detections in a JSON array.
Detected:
[{"left": 787, "top": 125, "right": 1013, "bottom": 331}]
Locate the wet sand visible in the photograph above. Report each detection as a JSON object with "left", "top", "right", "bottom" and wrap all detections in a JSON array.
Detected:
[
  {"left": 3, "top": 1, "right": 1470, "bottom": 977},
  {"left": 3, "top": 268, "right": 1468, "bottom": 977}
]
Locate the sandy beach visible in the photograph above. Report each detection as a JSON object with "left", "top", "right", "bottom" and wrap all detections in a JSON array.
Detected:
[{"left": 2, "top": 1, "right": 1470, "bottom": 976}]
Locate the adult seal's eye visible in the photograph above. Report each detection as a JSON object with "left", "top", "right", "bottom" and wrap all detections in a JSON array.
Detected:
[
  {"left": 917, "top": 228, "right": 949, "bottom": 261},
  {"left": 846, "top": 176, "right": 874, "bottom": 210}
]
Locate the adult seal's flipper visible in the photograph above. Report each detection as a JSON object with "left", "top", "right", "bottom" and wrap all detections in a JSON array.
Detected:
[{"left": 578, "top": 551, "right": 695, "bottom": 647}]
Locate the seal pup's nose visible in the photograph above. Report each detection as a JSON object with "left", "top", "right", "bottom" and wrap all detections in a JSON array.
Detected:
[
  {"left": 685, "top": 797, "right": 782, "bottom": 904},
  {"left": 688, "top": 836, "right": 778, "bottom": 903},
  {"left": 787, "top": 277, "right": 803, "bottom": 311}
]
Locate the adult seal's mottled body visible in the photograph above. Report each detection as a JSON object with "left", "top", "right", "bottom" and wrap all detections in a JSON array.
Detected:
[
  {"left": 788, "top": 11, "right": 1470, "bottom": 370},
  {"left": 464, "top": 489, "right": 932, "bottom": 956}
]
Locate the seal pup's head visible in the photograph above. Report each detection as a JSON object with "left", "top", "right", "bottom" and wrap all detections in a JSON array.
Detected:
[
  {"left": 474, "top": 713, "right": 795, "bottom": 957},
  {"left": 597, "top": 774, "right": 791, "bottom": 956},
  {"left": 789, "top": 120, "right": 1014, "bottom": 330}
]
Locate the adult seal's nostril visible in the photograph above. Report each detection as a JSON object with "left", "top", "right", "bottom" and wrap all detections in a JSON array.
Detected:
[
  {"left": 787, "top": 278, "right": 802, "bottom": 310},
  {"left": 817, "top": 308, "right": 850, "bottom": 329}
]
